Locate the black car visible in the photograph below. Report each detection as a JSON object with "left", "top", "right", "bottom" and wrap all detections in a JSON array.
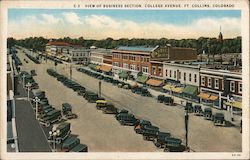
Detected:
[
  {"left": 204, "top": 107, "right": 213, "bottom": 120},
  {"left": 157, "top": 95, "right": 165, "bottom": 103},
  {"left": 194, "top": 105, "right": 203, "bottom": 116},
  {"left": 185, "top": 102, "right": 194, "bottom": 113},
  {"left": 163, "top": 96, "right": 174, "bottom": 105},
  {"left": 77, "top": 89, "right": 86, "bottom": 96},
  {"left": 134, "top": 120, "right": 152, "bottom": 134},
  {"left": 85, "top": 91, "right": 99, "bottom": 103},
  {"left": 213, "top": 113, "right": 225, "bottom": 126},
  {"left": 163, "top": 137, "right": 185, "bottom": 152},
  {"left": 101, "top": 103, "right": 118, "bottom": 114},
  {"left": 153, "top": 132, "right": 171, "bottom": 148},
  {"left": 116, "top": 113, "right": 137, "bottom": 126},
  {"left": 141, "top": 125, "right": 159, "bottom": 141}
]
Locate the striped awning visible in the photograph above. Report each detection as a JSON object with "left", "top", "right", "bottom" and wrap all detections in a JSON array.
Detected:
[
  {"left": 172, "top": 87, "right": 183, "bottom": 93},
  {"left": 146, "top": 79, "right": 163, "bottom": 87},
  {"left": 163, "top": 84, "right": 173, "bottom": 90},
  {"left": 224, "top": 101, "right": 242, "bottom": 109},
  {"left": 100, "top": 65, "right": 112, "bottom": 72},
  {"left": 198, "top": 93, "right": 211, "bottom": 100},
  {"left": 209, "top": 95, "right": 218, "bottom": 101}
]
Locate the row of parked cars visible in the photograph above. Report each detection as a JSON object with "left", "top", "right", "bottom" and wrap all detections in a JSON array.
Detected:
[
  {"left": 25, "top": 53, "right": 40, "bottom": 64},
  {"left": 184, "top": 102, "right": 226, "bottom": 126},
  {"left": 77, "top": 67, "right": 152, "bottom": 97}
]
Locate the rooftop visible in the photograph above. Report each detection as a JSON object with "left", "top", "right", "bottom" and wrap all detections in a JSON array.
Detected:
[
  {"left": 115, "top": 46, "right": 157, "bottom": 53},
  {"left": 47, "top": 41, "right": 70, "bottom": 46}
]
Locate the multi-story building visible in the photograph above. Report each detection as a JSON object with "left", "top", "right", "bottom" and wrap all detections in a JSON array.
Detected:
[
  {"left": 45, "top": 41, "right": 70, "bottom": 56},
  {"left": 199, "top": 67, "right": 242, "bottom": 113},
  {"left": 68, "top": 47, "right": 90, "bottom": 64}
]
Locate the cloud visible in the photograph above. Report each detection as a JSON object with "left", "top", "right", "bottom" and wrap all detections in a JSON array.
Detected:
[
  {"left": 62, "top": 12, "right": 81, "bottom": 25},
  {"left": 8, "top": 12, "right": 241, "bottom": 40}
]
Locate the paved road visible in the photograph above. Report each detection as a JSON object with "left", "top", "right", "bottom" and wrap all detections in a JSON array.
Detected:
[
  {"left": 15, "top": 81, "right": 51, "bottom": 152},
  {"left": 16, "top": 48, "right": 242, "bottom": 152}
]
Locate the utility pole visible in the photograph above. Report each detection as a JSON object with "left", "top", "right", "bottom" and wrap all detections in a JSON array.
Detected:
[
  {"left": 99, "top": 80, "right": 102, "bottom": 97},
  {"left": 185, "top": 104, "right": 189, "bottom": 151},
  {"left": 70, "top": 64, "right": 72, "bottom": 80},
  {"left": 34, "top": 96, "right": 40, "bottom": 120}
]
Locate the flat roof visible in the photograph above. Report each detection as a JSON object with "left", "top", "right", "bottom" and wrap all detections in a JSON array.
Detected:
[{"left": 116, "top": 46, "right": 157, "bottom": 53}]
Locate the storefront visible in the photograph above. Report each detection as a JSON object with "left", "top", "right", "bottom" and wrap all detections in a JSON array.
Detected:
[{"left": 182, "top": 85, "right": 199, "bottom": 102}]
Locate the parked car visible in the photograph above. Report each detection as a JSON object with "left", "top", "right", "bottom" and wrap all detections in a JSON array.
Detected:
[
  {"left": 213, "top": 113, "right": 225, "bottom": 126},
  {"left": 62, "top": 103, "right": 77, "bottom": 119},
  {"left": 157, "top": 95, "right": 165, "bottom": 103},
  {"left": 163, "top": 137, "right": 185, "bottom": 152},
  {"left": 96, "top": 99, "right": 107, "bottom": 110},
  {"left": 194, "top": 105, "right": 203, "bottom": 116},
  {"left": 163, "top": 96, "right": 174, "bottom": 105},
  {"left": 185, "top": 102, "right": 194, "bottom": 113},
  {"left": 134, "top": 120, "right": 152, "bottom": 134},
  {"left": 30, "top": 70, "right": 37, "bottom": 76},
  {"left": 141, "top": 125, "right": 159, "bottom": 141},
  {"left": 85, "top": 91, "right": 99, "bottom": 103},
  {"left": 101, "top": 103, "right": 118, "bottom": 114},
  {"left": 116, "top": 113, "right": 137, "bottom": 126},
  {"left": 77, "top": 89, "right": 86, "bottom": 96},
  {"left": 70, "top": 144, "right": 88, "bottom": 152},
  {"left": 62, "top": 137, "right": 80, "bottom": 152},
  {"left": 153, "top": 132, "right": 171, "bottom": 148},
  {"left": 39, "top": 109, "right": 62, "bottom": 127},
  {"left": 48, "top": 122, "right": 71, "bottom": 144},
  {"left": 203, "top": 107, "right": 213, "bottom": 120}
]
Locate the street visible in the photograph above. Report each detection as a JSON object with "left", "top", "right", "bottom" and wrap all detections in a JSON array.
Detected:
[{"left": 16, "top": 48, "right": 242, "bottom": 152}]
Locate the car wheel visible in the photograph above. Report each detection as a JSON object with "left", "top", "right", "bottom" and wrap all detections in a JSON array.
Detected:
[
  {"left": 45, "top": 121, "right": 50, "bottom": 127},
  {"left": 58, "top": 116, "right": 62, "bottom": 121},
  {"left": 135, "top": 129, "right": 140, "bottom": 134},
  {"left": 155, "top": 142, "right": 161, "bottom": 148}
]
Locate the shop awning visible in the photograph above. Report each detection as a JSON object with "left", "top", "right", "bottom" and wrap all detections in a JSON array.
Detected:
[
  {"left": 119, "top": 71, "right": 129, "bottom": 78},
  {"left": 224, "top": 101, "right": 242, "bottom": 109},
  {"left": 172, "top": 87, "right": 183, "bottom": 93},
  {"left": 88, "top": 64, "right": 97, "bottom": 70},
  {"left": 95, "top": 65, "right": 101, "bottom": 70},
  {"left": 182, "top": 85, "right": 198, "bottom": 96},
  {"left": 146, "top": 79, "right": 163, "bottom": 87},
  {"left": 209, "top": 95, "right": 218, "bottom": 101},
  {"left": 100, "top": 65, "right": 112, "bottom": 72},
  {"left": 136, "top": 74, "right": 148, "bottom": 83},
  {"left": 163, "top": 84, "right": 173, "bottom": 91},
  {"left": 198, "top": 93, "right": 211, "bottom": 100}
]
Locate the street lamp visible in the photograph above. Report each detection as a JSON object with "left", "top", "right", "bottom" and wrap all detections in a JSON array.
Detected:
[
  {"left": 99, "top": 80, "right": 102, "bottom": 97},
  {"left": 184, "top": 105, "right": 189, "bottom": 152},
  {"left": 22, "top": 74, "right": 26, "bottom": 88},
  {"left": 33, "top": 96, "right": 40, "bottom": 120},
  {"left": 25, "top": 82, "right": 32, "bottom": 100},
  {"left": 49, "top": 130, "right": 60, "bottom": 152}
]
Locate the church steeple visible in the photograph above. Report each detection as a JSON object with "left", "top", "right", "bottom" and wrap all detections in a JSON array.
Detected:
[{"left": 218, "top": 26, "right": 223, "bottom": 42}]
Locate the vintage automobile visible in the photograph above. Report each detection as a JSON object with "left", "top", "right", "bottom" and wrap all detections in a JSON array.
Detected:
[
  {"left": 62, "top": 103, "right": 77, "bottom": 119},
  {"left": 39, "top": 109, "right": 62, "bottom": 127},
  {"left": 203, "top": 107, "right": 213, "bottom": 120},
  {"left": 62, "top": 137, "right": 80, "bottom": 152},
  {"left": 77, "top": 89, "right": 86, "bottom": 96},
  {"left": 134, "top": 120, "right": 152, "bottom": 134},
  {"left": 194, "top": 105, "right": 203, "bottom": 116},
  {"left": 96, "top": 99, "right": 107, "bottom": 110},
  {"left": 141, "top": 125, "right": 160, "bottom": 141},
  {"left": 70, "top": 144, "right": 88, "bottom": 152},
  {"left": 157, "top": 95, "right": 165, "bottom": 103},
  {"left": 116, "top": 113, "right": 137, "bottom": 126},
  {"left": 153, "top": 132, "right": 171, "bottom": 148},
  {"left": 85, "top": 91, "right": 99, "bottom": 103},
  {"left": 48, "top": 122, "right": 71, "bottom": 144},
  {"left": 30, "top": 70, "right": 37, "bottom": 76},
  {"left": 163, "top": 96, "right": 174, "bottom": 106},
  {"left": 101, "top": 103, "right": 118, "bottom": 114},
  {"left": 163, "top": 137, "right": 185, "bottom": 152},
  {"left": 213, "top": 113, "right": 225, "bottom": 126},
  {"left": 185, "top": 102, "right": 194, "bottom": 113}
]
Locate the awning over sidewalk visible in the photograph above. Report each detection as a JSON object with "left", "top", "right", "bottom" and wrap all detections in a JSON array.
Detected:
[
  {"left": 172, "top": 87, "right": 183, "bottom": 93},
  {"left": 146, "top": 79, "right": 163, "bottom": 87},
  {"left": 163, "top": 84, "right": 173, "bottom": 91},
  {"left": 119, "top": 71, "right": 129, "bottom": 78},
  {"left": 182, "top": 85, "right": 198, "bottom": 96},
  {"left": 136, "top": 74, "right": 148, "bottom": 83},
  {"left": 100, "top": 65, "right": 112, "bottom": 72},
  {"left": 224, "top": 101, "right": 242, "bottom": 109},
  {"left": 198, "top": 93, "right": 211, "bottom": 100},
  {"left": 209, "top": 95, "right": 218, "bottom": 101},
  {"left": 95, "top": 65, "right": 101, "bottom": 70},
  {"left": 88, "top": 64, "right": 97, "bottom": 70}
]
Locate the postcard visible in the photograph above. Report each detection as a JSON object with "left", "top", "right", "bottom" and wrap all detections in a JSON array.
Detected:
[{"left": 0, "top": 0, "right": 249, "bottom": 159}]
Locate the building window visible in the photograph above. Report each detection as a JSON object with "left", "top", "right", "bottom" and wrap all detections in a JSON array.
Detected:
[
  {"left": 165, "top": 69, "right": 168, "bottom": 77},
  {"left": 230, "top": 81, "right": 235, "bottom": 92},
  {"left": 189, "top": 73, "right": 192, "bottom": 82},
  {"left": 208, "top": 78, "right": 212, "bottom": 88},
  {"left": 158, "top": 67, "right": 162, "bottom": 76},
  {"left": 130, "top": 64, "right": 136, "bottom": 71},
  {"left": 178, "top": 71, "right": 181, "bottom": 80},
  {"left": 238, "top": 82, "right": 242, "bottom": 93},
  {"left": 142, "top": 66, "right": 149, "bottom": 73},
  {"left": 152, "top": 66, "right": 156, "bottom": 75},
  {"left": 184, "top": 72, "right": 186, "bottom": 81},
  {"left": 113, "top": 62, "right": 119, "bottom": 67},
  {"left": 129, "top": 56, "right": 136, "bottom": 61},
  {"left": 122, "top": 55, "right": 128, "bottom": 60},
  {"left": 201, "top": 76, "right": 205, "bottom": 86},
  {"left": 215, "top": 79, "right": 219, "bottom": 89},
  {"left": 194, "top": 74, "right": 197, "bottom": 83},
  {"left": 174, "top": 71, "right": 176, "bottom": 78},
  {"left": 170, "top": 70, "right": 172, "bottom": 78},
  {"left": 123, "top": 63, "right": 129, "bottom": 69}
]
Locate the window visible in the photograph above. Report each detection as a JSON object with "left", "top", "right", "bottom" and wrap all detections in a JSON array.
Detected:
[
  {"left": 208, "top": 78, "right": 212, "bottom": 87},
  {"left": 165, "top": 69, "right": 168, "bottom": 77},
  {"left": 130, "top": 64, "right": 136, "bottom": 71},
  {"left": 184, "top": 72, "right": 186, "bottom": 81},
  {"left": 122, "top": 55, "right": 128, "bottom": 60},
  {"left": 174, "top": 71, "right": 176, "bottom": 78},
  {"left": 178, "top": 71, "right": 181, "bottom": 80},
  {"left": 142, "top": 66, "right": 149, "bottom": 73},
  {"left": 215, "top": 79, "right": 219, "bottom": 89},
  {"left": 201, "top": 76, "right": 205, "bottom": 86},
  {"left": 123, "top": 63, "right": 129, "bottom": 69},
  {"left": 230, "top": 81, "right": 235, "bottom": 92},
  {"left": 194, "top": 74, "right": 197, "bottom": 83},
  {"left": 129, "top": 56, "right": 136, "bottom": 61},
  {"left": 170, "top": 70, "right": 172, "bottom": 78},
  {"left": 158, "top": 67, "right": 162, "bottom": 76},
  {"left": 238, "top": 82, "right": 242, "bottom": 93},
  {"left": 152, "top": 66, "right": 156, "bottom": 75},
  {"left": 113, "top": 62, "right": 119, "bottom": 67},
  {"left": 189, "top": 73, "right": 192, "bottom": 82}
]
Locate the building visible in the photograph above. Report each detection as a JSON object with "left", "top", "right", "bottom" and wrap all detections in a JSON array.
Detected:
[
  {"left": 199, "top": 67, "right": 242, "bottom": 113},
  {"left": 45, "top": 41, "right": 70, "bottom": 56},
  {"left": 112, "top": 45, "right": 197, "bottom": 84},
  {"left": 68, "top": 47, "right": 90, "bottom": 64}
]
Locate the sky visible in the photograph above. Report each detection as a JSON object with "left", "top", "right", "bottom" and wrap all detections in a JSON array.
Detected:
[{"left": 8, "top": 9, "right": 241, "bottom": 40}]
